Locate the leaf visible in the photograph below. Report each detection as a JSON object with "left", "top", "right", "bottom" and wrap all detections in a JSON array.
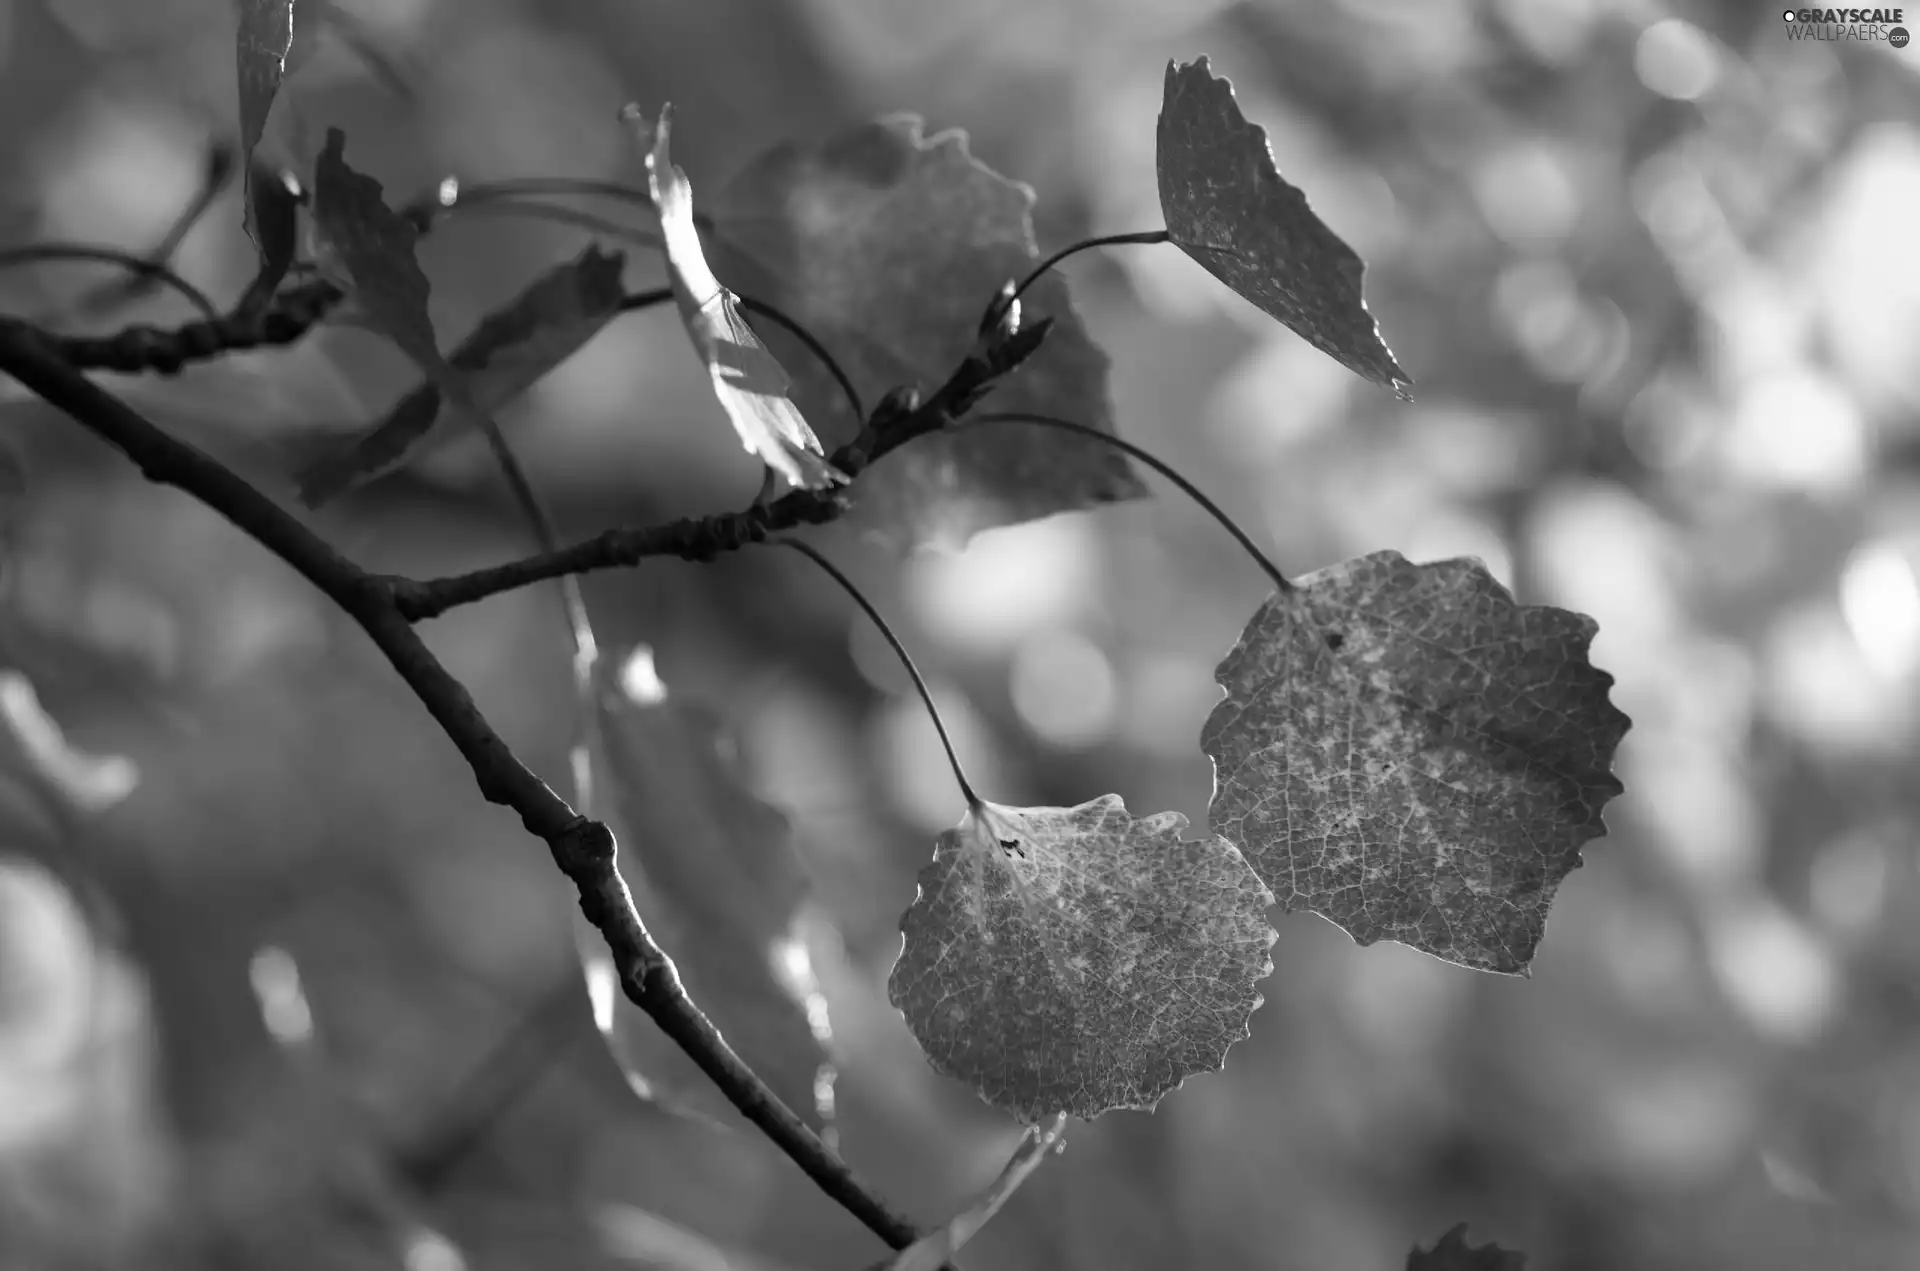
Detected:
[
  {"left": 623, "top": 104, "right": 845, "bottom": 492},
  {"left": 296, "top": 245, "right": 629, "bottom": 506},
  {"left": 1200, "top": 551, "right": 1629, "bottom": 975},
  {"left": 1407, "top": 1223, "right": 1528, "bottom": 1270},
  {"left": 242, "top": 162, "right": 300, "bottom": 311},
  {"left": 235, "top": 0, "right": 296, "bottom": 256},
  {"left": 583, "top": 651, "right": 834, "bottom": 1131},
  {"left": 883, "top": 1114, "right": 1068, "bottom": 1271},
  {"left": 889, "top": 795, "right": 1275, "bottom": 1123},
  {"left": 308, "top": 128, "right": 517, "bottom": 474},
  {"left": 1157, "top": 57, "right": 1411, "bottom": 398},
  {"left": 706, "top": 116, "right": 1147, "bottom": 548},
  {"left": 310, "top": 128, "right": 444, "bottom": 377}
]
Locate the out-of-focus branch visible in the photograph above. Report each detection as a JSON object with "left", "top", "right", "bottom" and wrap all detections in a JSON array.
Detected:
[
  {"left": 0, "top": 314, "right": 931, "bottom": 1257},
  {"left": 0, "top": 244, "right": 222, "bottom": 322},
  {"left": 73, "top": 140, "right": 238, "bottom": 318},
  {"left": 392, "top": 974, "right": 587, "bottom": 1195}
]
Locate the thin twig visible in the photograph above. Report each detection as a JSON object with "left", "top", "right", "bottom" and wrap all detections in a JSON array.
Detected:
[
  {"left": 0, "top": 315, "right": 928, "bottom": 1255},
  {"left": 390, "top": 319, "right": 1057, "bottom": 621},
  {"left": 74, "top": 141, "right": 236, "bottom": 317},
  {"left": 620, "top": 286, "right": 674, "bottom": 313},
  {"left": 1, "top": 245, "right": 221, "bottom": 322},
  {"left": 50, "top": 276, "right": 345, "bottom": 374},
  {"left": 50, "top": 175, "right": 663, "bottom": 376}
]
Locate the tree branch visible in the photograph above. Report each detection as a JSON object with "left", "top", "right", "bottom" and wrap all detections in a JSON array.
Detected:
[
  {"left": 49, "top": 276, "right": 345, "bottom": 374},
  {"left": 390, "top": 317, "right": 1056, "bottom": 622},
  {"left": 0, "top": 314, "right": 929, "bottom": 1255}
]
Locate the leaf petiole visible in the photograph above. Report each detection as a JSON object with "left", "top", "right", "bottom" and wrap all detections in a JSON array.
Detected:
[
  {"left": 405, "top": 176, "right": 661, "bottom": 224},
  {"left": 968, "top": 411, "right": 1293, "bottom": 593},
  {"left": 774, "top": 538, "right": 985, "bottom": 809},
  {"left": 416, "top": 197, "right": 663, "bottom": 250},
  {"left": 0, "top": 244, "right": 221, "bottom": 323},
  {"left": 622, "top": 288, "right": 867, "bottom": 429},
  {"left": 989, "top": 229, "right": 1171, "bottom": 327},
  {"left": 736, "top": 294, "right": 866, "bottom": 424}
]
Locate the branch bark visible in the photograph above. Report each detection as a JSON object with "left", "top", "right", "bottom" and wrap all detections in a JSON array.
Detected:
[
  {"left": 0, "top": 314, "right": 929, "bottom": 1254},
  {"left": 391, "top": 318, "right": 1056, "bottom": 622}
]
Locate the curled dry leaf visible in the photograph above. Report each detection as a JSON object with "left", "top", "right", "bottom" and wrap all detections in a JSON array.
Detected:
[
  {"left": 623, "top": 104, "right": 845, "bottom": 492},
  {"left": 297, "top": 245, "right": 629, "bottom": 505},
  {"left": 1201, "top": 551, "right": 1630, "bottom": 975},
  {"left": 1407, "top": 1223, "right": 1528, "bottom": 1271},
  {"left": 1157, "top": 56, "right": 1411, "bottom": 397},
  {"left": 706, "top": 115, "right": 1145, "bottom": 548},
  {"left": 889, "top": 794, "right": 1275, "bottom": 1124}
]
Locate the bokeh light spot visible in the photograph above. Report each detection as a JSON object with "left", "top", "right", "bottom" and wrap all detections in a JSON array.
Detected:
[
  {"left": 1009, "top": 628, "right": 1118, "bottom": 750},
  {"left": 1635, "top": 20, "right": 1721, "bottom": 102}
]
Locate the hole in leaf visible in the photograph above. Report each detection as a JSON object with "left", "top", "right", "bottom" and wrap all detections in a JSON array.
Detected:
[
  {"left": 1323, "top": 632, "right": 1345, "bottom": 650},
  {"left": 999, "top": 838, "right": 1026, "bottom": 858}
]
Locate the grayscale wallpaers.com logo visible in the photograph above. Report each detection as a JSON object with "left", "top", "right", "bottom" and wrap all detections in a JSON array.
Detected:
[{"left": 1783, "top": 8, "right": 1911, "bottom": 44}]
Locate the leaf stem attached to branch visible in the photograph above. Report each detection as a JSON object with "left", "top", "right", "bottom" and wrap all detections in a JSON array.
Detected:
[{"left": 991, "top": 229, "right": 1170, "bottom": 326}]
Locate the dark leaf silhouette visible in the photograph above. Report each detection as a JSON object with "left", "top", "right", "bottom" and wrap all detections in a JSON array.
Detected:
[
  {"left": 1157, "top": 57, "right": 1411, "bottom": 397},
  {"left": 707, "top": 115, "right": 1145, "bottom": 547},
  {"left": 308, "top": 127, "right": 519, "bottom": 479},
  {"left": 243, "top": 165, "right": 300, "bottom": 310},
  {"left": 625, "top": 104, "right": 844, "bottom": 491},
  {"left": 297, "top": 245, "right": 629, "bottom": 506},
  {"left": 1407, "top": 1223, "right": 1528, "bottom": 1270},
  {"left": 235, "top": 1, "right": 295, "bottom": 256},
  {"left": 585, "top": 650, "right": 834, "bottom": 1132},
  {"left": 890, "top": 795, "right": 1274, "bottom": 1123},
  {"left": 1201, "top": 552, "right": 1629, "bottom": 974},
  {"left": 310, "top": 128, "right": 444, "bottom": 378}
]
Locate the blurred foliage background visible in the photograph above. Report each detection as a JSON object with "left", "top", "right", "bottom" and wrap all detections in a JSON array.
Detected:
[{"left": 1, "top": 0, "right": 1919, "bottom": 1267}]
